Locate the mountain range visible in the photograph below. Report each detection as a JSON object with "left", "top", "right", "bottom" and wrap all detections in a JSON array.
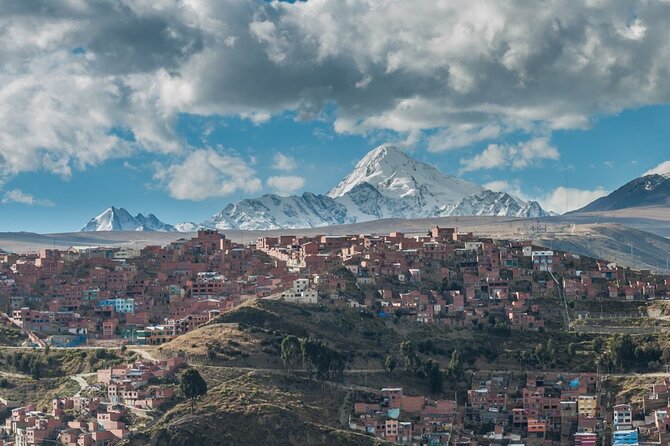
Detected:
[{"left": 81, "top": 144, "right": 553, "bottom": 232}]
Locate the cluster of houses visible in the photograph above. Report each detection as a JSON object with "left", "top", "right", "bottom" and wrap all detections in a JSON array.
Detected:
[
  {"left": 351, "top": 374, "right": 670, "bottom": 445},
  {"left": 1, "top": 397, "right": 129, "bottom": 446},
  {"left": 349, "top": 387, "right": 456, "bottom": 445},
  {"left": 0, "top": 357, "right": 183, "bottom": 446},
  {"left": 465, "top": 371, "right": 602, "bottom": 445},
  {"left": 96, "top": 356, "right": 183, "bottom": 409},
  {"left": 0, "top": 226, "right": 668, "bottom": 347}
]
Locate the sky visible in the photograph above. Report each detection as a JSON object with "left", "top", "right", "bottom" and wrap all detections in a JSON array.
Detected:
[{"left": 0, "top": 0, "right": 669, "bottom": 233}]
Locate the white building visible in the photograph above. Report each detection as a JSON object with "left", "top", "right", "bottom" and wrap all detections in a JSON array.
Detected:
[
  {"left": 281, "top": 279, "right": 318, "bottom": 304},
  {"left": 613, "top": 404, "right": 632, "bottom": 430}
]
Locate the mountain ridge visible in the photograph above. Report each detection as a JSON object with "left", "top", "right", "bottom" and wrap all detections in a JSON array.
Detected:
[
  {"left": 571, "top": 174, "right": 670, "bottom": 213},
  {"left": 80, "top": 144, "right": 550, "bottom": 232}
]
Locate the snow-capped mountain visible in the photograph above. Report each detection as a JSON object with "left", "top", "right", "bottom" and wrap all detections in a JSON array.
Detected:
[
  {"left": 81, "top": 207, "right": 177, "bottom": 232},
  {"left": 82, "top": 145, "right": 549, "bottom": 232},
  {"left": 328, "top": 144, "right": 483, "bottom": 216},
  {"left": 572, "top": 173, "right": 670, "bottom": 213},
  {"left": 202, "top": 144, "right": 549, "bottom": 230},
  {"left": 446, "top": 190, "right": 548, "bottom": 217}
]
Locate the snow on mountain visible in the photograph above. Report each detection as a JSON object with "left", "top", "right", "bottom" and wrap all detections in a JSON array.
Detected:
[
  {"left": 174, "top": 222, "right": 210, "bottom": 233},
  {"left": 328, "top": 144, "right": 483, "bottom": 215},
  {"left": 81, "top": 207, "right": 177, "bottom": 232},
  {"left": 446, "top": 190, "right": 550, "bottom": 218},
  {"left": 202, "top": 193, "right": 353, "bottom": 230},
  {"left": 203, "top": 144, "right": 549, "bottom": 230}
]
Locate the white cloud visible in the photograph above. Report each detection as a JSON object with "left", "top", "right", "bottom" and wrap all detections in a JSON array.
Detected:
[
  {"left": 266, "top": 175, "right": 305, "bottom": 195},
  {"left": 643, "top": 160, "right": 670, "bottom": 178},
  {"left": 273, "top": 153, "right": 297, "bottom": 171},
  {"left": 2, "top": 0, "right": 670, "bottom": 185},
  {"left": 538, "top": 186, "right": 608, "bottom": 214},
  {"left": 2, "top": 189, "right": 54, "bottom": 207},
  {"left": 428, "top": 124, "right": 504, "bottom": 152},
  {"left": 154, "top": 149, "right": 261, "bottom": 201},
  {"left": 459, "top": 137, "right": 559, "bottom": 173}
]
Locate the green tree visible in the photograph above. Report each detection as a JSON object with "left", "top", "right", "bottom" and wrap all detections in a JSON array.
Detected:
[
  {"left": 424, "top": 359, "right": 443, "bottom": 394},
  {"left": 609, "top": 334, "right": 635, "bottom": 369},
  {"left": 448, "top": 349, "right": 463, "bottom": 379},
  {"left": 385, "top": 354, "right": 397, "bottom": 374},
  {"left": 534, "top": 343, "right": 545, "bottom": 364},
  {"left": 400, "top": 341, "right": 419, "bottom": 371},
  {"left": 567, "top": 343, "right": 577, "bottom": 356},
  {"left": 179, "top": 368, "right": 208, "bottom": 413},
  {"left": 300, "top": 338, "right": 319, "bottom": 384},
  {"left": 546, "top": 338, "right": 557, "bottom": 359},
  {"left": 281, "top": 335, "right": 302, "bottom": 376},
  {"left": 593, "top": 337, "right": 604, "bottom": 353}
]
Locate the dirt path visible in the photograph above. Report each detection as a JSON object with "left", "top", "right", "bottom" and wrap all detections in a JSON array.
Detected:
[
  {"left": 129, "top": 347, "right": 158, "bottom": 361},
  {"left": 338, "top": 390, "right": 352, "bottom": 427},
  {"left": 70, "top": 372, "right": 95, "bottom": 397}
]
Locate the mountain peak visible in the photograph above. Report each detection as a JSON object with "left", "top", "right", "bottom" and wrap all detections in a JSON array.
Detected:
[
  {"left": 328, "top": 144, "right": 483, "bottom": 202},
  {"left": 81, "top": 207, "right": 176, "bottom": 232}
]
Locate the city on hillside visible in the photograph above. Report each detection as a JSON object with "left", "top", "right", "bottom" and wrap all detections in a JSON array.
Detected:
[{"left": 0, "top": 227, "right": 669, "bottom": 445}]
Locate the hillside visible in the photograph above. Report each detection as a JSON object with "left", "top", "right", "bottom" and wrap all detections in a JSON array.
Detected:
[
  {"left": 157, "top": 299, "right": 601, "bottom": 376},
  {"left": 124, "top": 369, "right": 386, "bottom": 446}
]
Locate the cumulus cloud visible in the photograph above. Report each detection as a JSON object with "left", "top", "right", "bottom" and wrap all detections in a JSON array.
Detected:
[
  {"left": 153, "top": 149, "right": 261, "bottom": 201},
  {"left": 538, "top": 186, "right": 609, "bottom": 214},
  {"left": 2, "top": 189, "right": 54, "bottom": 207},
  {"left": 273, "top": 153, "right": 297, "bottom": 171},
  {"left": 3, "top": 0, "right": 670, "bottom": 187},
  {"left": 643, "top": 160, "right": 670, "bottom": 178},
  {"left": 460, "top": 137, "right": 559, "bottom": 173},
  {"left": 266, "top": 175, "right": 305, "bottom": 195}
]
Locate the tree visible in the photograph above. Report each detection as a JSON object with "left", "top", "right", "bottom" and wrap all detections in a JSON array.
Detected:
[
  {"left": 424, "top": 359, "right": 443, "bottom": 394},
  {"left": 534, "top": 343, "right": 545, "bottom": 364},
  {"left": 400, "top": 341, "right": 419, "bottom": 371},
  {"left": 281, "top": 335, "right": 302, "bottom": 376},
  {"left": 593, "top": 337, "right": 604, "bottom": 353},
  {"left": 448, "top": 349, "right": 463, "bottom": 379},
  {"left": 179, "top": 368, "right": 208, "bottom": 413},
  {"left": 300, "top": 338, "right": 319, "bottom": 384},
  {"left": 661, "top": 347, "right": 670, "bottom": 364},
  {"left": 567, "top": 343, "right": 577, "bottom": 356},
  {"left": 206, "top": 343, "right": 217, "bottom": 362},
  {"left": 385, "top": 354, "right": 397, "bottom": 374},
  {"left": 609, "top": 334, "right": 635, "bottom": 369},
  {"left": 546, "top": 338, "right": 557, "bottom": 360}
]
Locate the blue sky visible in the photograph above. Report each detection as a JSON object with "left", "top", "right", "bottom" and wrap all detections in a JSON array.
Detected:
[{"left": 1, "top": 1, "right": 669, "bottom": 233}]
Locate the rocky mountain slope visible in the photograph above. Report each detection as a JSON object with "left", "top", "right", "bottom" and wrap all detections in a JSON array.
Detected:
[{"left": 572, "top": 174, "right": 670, "bottom": 213}]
